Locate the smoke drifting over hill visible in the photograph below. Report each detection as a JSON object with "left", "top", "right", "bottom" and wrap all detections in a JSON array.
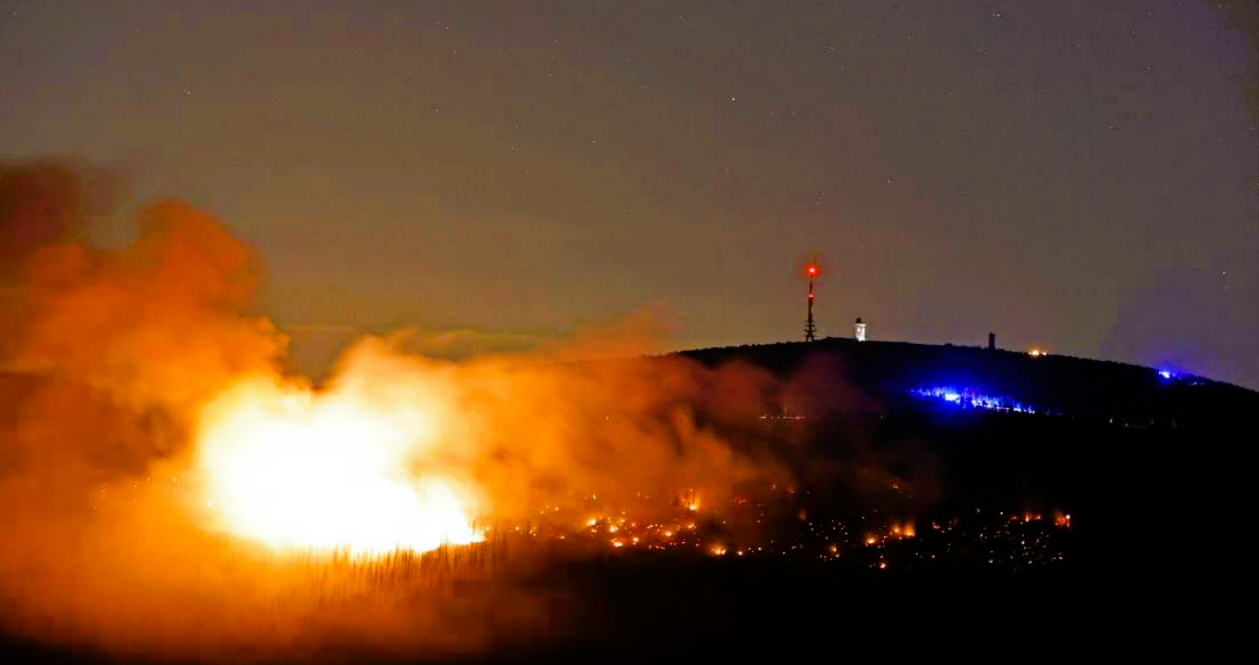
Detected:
[{"left": 0, "top": 159, "right": 795, "bottom": 659}]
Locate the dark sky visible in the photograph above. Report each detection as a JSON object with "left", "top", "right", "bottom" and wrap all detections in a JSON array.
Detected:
[{"left": 2, "top": 0, "right": 1256, "bottom": 388}]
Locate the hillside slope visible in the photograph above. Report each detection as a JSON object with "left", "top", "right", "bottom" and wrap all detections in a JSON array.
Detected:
[{"left": 674, "top": 337, "right": 1255, "bottom": 427}]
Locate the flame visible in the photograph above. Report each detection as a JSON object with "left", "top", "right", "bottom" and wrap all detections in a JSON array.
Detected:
[
  {"left": 195, "top": 376, "right": 482, "bottom": 556},
  {"left": 683, "top": 489, "right": 701, "bottom": 512}
]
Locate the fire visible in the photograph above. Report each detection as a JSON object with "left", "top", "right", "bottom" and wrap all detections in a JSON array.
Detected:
[
  {"left": 195, "top": 377, "right": 482, "bottom": 556},
  {"left": 890, "top": 522, "right": 915, "bottom": 538},
  {"left": 683, "top": 489, "right": 701, "bottom": 512}
]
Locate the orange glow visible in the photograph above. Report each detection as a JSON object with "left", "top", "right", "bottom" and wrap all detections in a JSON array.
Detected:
[
  {"left": 0, "top": 172, "right": 803, "bottom": 659},
  {"left": 196, "top": 377, "right": 482, "bottom": 557},
  {"left": 683, "top": 490, "right": 702, "bottom": 512}
]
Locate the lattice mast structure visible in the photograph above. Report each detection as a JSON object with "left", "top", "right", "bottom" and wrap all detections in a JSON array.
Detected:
[{"left": 804, "top": 264, "right": 818, "bottom": 341}]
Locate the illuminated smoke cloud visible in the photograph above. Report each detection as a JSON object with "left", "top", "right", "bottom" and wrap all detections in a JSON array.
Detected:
[{"left": 0, "top": 159, "right": 789, "bottom": 660}]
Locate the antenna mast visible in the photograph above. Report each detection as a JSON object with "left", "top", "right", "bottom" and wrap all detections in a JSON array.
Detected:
[{"left": 804, "top": 264, "right": 818, "bottom": 341}]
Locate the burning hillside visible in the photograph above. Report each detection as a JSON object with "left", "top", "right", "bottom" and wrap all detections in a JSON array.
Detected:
[
  {"left": 0, "top": 158, "right": 787, "bottom": 660},
  {"left": 5, "top": 158, "right": 1228, "bottom": 663}
]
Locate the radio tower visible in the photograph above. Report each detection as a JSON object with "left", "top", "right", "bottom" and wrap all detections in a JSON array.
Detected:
[{"left": 804, "top": 264, "right": 818, "bottom": 341}]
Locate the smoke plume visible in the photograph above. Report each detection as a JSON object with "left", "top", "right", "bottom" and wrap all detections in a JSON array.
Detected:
[{"left": 0, "top": 158, "right": 787, "bottom": 661}]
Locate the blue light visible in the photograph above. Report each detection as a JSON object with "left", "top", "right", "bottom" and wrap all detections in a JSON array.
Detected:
[
  {"left": 1158, "top": 370, "right": 1173, "bottom": 380},
  {"left": 909, "top": 385, "right": 1037, "bottom": 415}
]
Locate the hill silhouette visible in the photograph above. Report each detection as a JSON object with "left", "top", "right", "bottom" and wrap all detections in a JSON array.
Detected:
[{"left": 673, "top": 336, "right": 1255, "bottom": 428}]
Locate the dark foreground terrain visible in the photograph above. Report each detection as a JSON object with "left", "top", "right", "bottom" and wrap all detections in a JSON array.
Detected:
[{"left": 0, "top": 560, "right": 1203, "bottom": 663}]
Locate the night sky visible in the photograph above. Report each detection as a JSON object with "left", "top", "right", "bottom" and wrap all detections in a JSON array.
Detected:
[{"left": 2, "top": 1, "right": 1255, "bottom": 388}]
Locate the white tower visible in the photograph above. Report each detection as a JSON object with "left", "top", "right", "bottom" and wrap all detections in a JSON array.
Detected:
[{"left": 854, "top": 317, "right": 867, "bottom": 342}]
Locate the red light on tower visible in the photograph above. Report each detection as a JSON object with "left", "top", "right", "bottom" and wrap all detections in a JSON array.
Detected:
[
  {"left": 804, "top": 263, "right": 818, "bottom": 341},
  {"left": 796, "top": 254, "right": 825, "bottom": 342}
]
